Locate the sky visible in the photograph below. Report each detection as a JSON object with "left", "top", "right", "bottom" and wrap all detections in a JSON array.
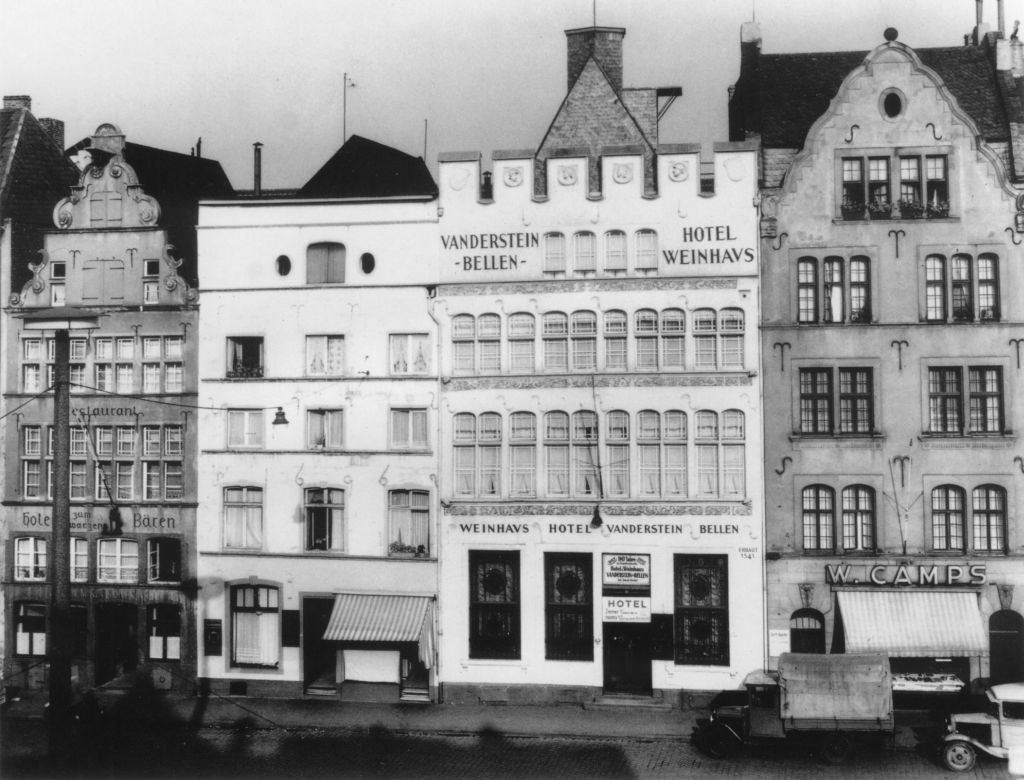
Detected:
[{"left": 2, "top": 0, "right": 1019, "bottom": 190}]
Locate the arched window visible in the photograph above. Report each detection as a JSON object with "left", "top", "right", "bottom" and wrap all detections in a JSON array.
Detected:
[
  {"left": 603, "top": 310, "right": 627, "bottom": 370},
  {"left": 973, "top": 485, "right": 1006, "bottom": 552},
  {"left": 542, "top": 312, "right": 569, "bottom": 371},
  {"left": 573, "top": 231, "right": 596, "bottom": 272},
  {"left": 979, "top": 254, "right": 999, "bottom": 321},
  {"left": 925, "top": 255, "right": 947, "bottom": 321},
  {"left": 570, "top": 311, "right": 597, "bottom": 370},
  {"left": 635, "top": 309, "right": 659, "bottom": 369},
  {"left": 841, "top": 485, "right": 875, "bottom": 552},
  {"left": 452, "top": 314, "right": 476, "bottom": 374},
  {"left": 693, "top": 309, "right": 717, "bottom": 369},
  {"left": 543, "top": 232, "right": 566, "bottom": 272},
  {"left": 721, "top": 410, "right": 745, "bottom": 497},
  {"left": 849, "top": 256, "right": 871, "bottom": 322},
  {"left": 695, "top": 411, "right": 719, "bottom": 496},
  {"left": 571, "top": 411, "right": 599, "bottom": 497},
  {"left": 604, "top": 230, "right": 627, "bottom": 271},
  {"left": 453, "top": 413, "right": 500, "bottom": 497},
  {"left": 990, "top": 610, "right": 1024, "bottom": 684},
  {"left": 802, "top": 485, "right": 834, "bottom": 551},
  {"left": 951, "top": 254, "right": 973, "bottom": 321},
  {"left": 790, "top": 608, "right": 826, "bottom": 654},
  {"left": 661, "top": 309, "right": 685, "bottom": 368},
  {"left": 306, "top": 242, "right": 345, "bottom": 284},
  {"left": 797, "top": 258, "right": 818, "bottom": 323},
  {"left": 509, "top": 412, "right": 537, "bottom": 497},
  {"left": 823, "top": 256, "right": 844, "bottom": 322},
  {"left": 719, "top": 308, "right": 745, "bottom": 368},
  {"left": 932, "top": 485, "right": 965, "bottom": 551},
  {"left": 544, "top": 411, "right": 570, "bottom": 496},
  {"left": 508, "top": 313, "right": 535, "bottom": 373},
  {"left": 606, "top": 410, "right": 630, "bottom": 497},
  {"left": 635, "top": 229, "right": 658, "bottom": 270}
]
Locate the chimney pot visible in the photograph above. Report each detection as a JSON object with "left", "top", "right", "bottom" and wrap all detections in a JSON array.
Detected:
[
  {"left": 740, "top": 22, "right": 762, "bottom": 45},
  {"left": 3, "top": 95, "right": 31, "bottom": 111}
]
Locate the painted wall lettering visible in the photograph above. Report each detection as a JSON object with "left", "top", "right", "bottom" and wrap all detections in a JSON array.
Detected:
[{"left": 663, "top": 223, "right": 754, "bottom": 265}]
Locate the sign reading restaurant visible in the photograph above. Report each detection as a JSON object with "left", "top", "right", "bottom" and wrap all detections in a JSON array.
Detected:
[{"left": 825, "top": 562, "right": 987, "bottom": 586}]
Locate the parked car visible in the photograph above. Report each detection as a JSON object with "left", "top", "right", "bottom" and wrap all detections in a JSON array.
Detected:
[{"left": 941, "top": 683, "right": 1024, "bottom": 771}]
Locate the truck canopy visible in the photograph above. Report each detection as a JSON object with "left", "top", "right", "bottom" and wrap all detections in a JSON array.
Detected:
[{"left": 778, "top": 653, "right": 893, "bottom": 724}]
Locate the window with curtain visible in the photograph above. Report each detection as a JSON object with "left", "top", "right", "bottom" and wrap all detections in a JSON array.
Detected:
[
  {"left": 307, "top": 409, "right": 344, "bottom": 449},
  {"left": 224, "top": 486, "right": 263, "bottom": 549},
  {"left": 606, "top": 410, "right": 630, "bottom": 497},
  {"left": 306, "top": 242, "right": 345, "bottom": 284},
  {"left": 304, "top": 487, "right": 345, "bottom": 551},
  {"left": 508, "top": 314, "right": 535, "bottom": 373},
  {"left": 97, "top": 538, "right": 139, "bottom": 583},
  {"left": 231, "top": 585, "right": 280, "bottom": 667},
  {"left": 390, "top": 408, "right": 428, "bottom": 449},
  {"left": 509, "top": 412, "right": 537, "bottom": 497},
  {"left": 388, "top": 490, "right": 429, "bottom": 557},
  {"left": 544, "top": 411, "right": 570, "bottom": 496},
  {"left": 306, "top": 335, "right": 345, "bottom": 376}
]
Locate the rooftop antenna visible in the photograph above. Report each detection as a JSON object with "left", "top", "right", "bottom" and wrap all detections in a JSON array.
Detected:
[
  {"left": 423, "top": 118, "right": 428, "bottom": 160},
  {"left": 593, "top": 0, "right": 596, "bottom": 25},
  {"left": 343, "top": 72, "right": 356, "bottom": 143}
]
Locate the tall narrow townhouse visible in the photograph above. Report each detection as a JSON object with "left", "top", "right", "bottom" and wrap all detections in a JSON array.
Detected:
[
  {"left": 196, "top": 136, "right": 442, "bottom": 701},
  {"left": 734, "top": 14, "right": 1024, "bottom": 693},
  {"left": 3, "top": 122, "right": 230, "bottom": 695},
  {"left": 435, "top": 26, "right": 764, "bottom": 706}
]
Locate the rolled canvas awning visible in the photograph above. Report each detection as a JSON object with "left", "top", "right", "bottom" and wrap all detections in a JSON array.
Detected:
[
  {"left": 836, "top": 590, "right": 987, "bottom": 657},
  {"left": 322, "top": 594, "right": 435, "bottom": 668}
]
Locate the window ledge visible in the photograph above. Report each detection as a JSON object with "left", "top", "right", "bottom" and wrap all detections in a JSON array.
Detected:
[
  {"left": 789, "top": 435, "right": 884, "bottom": 450},
  {"left": 917, "top": 434, "right": 1015, "bottom": 450}
]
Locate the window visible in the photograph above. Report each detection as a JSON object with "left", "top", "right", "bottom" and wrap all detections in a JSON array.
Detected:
[
  {"left": 148, "top": 604, "right": 181, "bottom": 661},
  {"left": 22, "top": 427, "right": 42, "bottom": 498},
  {"left": 97, "top": 538, "right": 139, "bottom": 583},
  {"left": 604, "top": 230, "right": 626, "bottom": 271},
  {"left": 841, "top": 486, "right": 875, "bottom": 551},
  {"left": 635, "top": 309, "right": 659, "bottom": 369},
  {"left": 542, "top": 313, "right": 568, "bottom": 371},
  {"left": 307, "top": 242, "right": 345, "bottom": 284},
  {"left": 227, "top": 410, "right": 264, "bottom": 448},
  {"left": 932, "top": 486, "right": 965, "bottom": 551},
  {"left": 839, "top": 368, "right": 873, "bottom": 433},
  {"left": 508, "top": 314, "right": 535, "bottom": 373},
  {"left": 143, "top": 259, "right": 160, "bottom": 304},
  {"left": 545, "top": 553, "right": 593, "bottom": 661},
  {"left": 391, "top": 408, "right": 428, "bottom": 449},
  {"left": 928, "top": 366, "right": 1003, "bottom": 435},
  {"left": 509, "top": 412, "right": 537, "bottom": 497},
  {"left": 389, "top": 490, "right": 429, "bottom": 557},
  {"left": 141, "top": 425, "right": 183, "bottom": 500},
  {"left": 452, "top": 315, "right": 476, "bottom": 374},
  {"left": 799, "top": 367, "right": 874, "bottom": 435},
  {"left": 231, "top": 584, "right": 280, "bottom": 667},
  {"left": 304, "top": 487, "right": 345, "bottom": 551},
  {"left": 15, "top": 537, "right": 46, "bottom": 581},
  {"left": 969, "top": 367, "right": 1003, "bottom": 432},
  {"left": 15, "top": 603, "right": 46, "bottom": 656},
  {"left": 802, "top": 485, "right": 834, "bottom": 551},
  {"left": 660, "top": 309, "right": 685, "bottom": 369},
  {"left": 544, "top": 411, "right": 570, "bottom": 496},
  {"left": 224, "top": 487, "right": 263, "bottom": 549},
  {"left": 694, "top": 410, "right": 743, "bottom": 497},
  {"left": 973, "top": 485, "right": 1006, "bottom": 552},
  {"left": 452, "top": 315, "right": 499, "bottom": 374},
  {"left": 840, "top": 153, "right": 947, "bottom": 219},
  {"left": 798, "top": 255, "right": 872, "bottom": 323},
  {"left": 453, "top": 412, "right": 500, "bottom": 497},
  {"left": 573, "top": 231, "right": 596, "bottom": 272},
  {"left": 606, "top": 410, "right": 630, "bottom": 497},
  {"left": 635, "top": 229, "right": 658, "bottom": 270},
  {"left": 306, "top": 335, "right": 344, "bottom": 376},
  {"left": 604, "top": 311, "right": 627, "bottom": 370},
  {"left": 72, "top": 538, "right": 88, "bottom": 582},
  {"left": 543, "top": 232, "right": 566, "bottom": 272},
  {"left": 674, "top": 554, "right": 729, "bottom": 666},
  {"left": 307, "top": 409, "right": 344, "bottom": 449},
  {"left": 569, "top": 311, "right": 597, "bottom": 370},
  {"left": 572, "top": 411, "right": 599, "bottom": 497},
  {"left": 469, "top": 550, "right": 520, "bottom": 659},
  {"left": 226, "top": 337, "right": 263, "bottom": 378},
  {"left": 389, "top": 333, "right": 429, "bottom": 375},
  {"left": 147, "top": 538, "right": 181, "bottom": 583},
  {"left": 926, "top": 251, "right": 998, "bottom": 321},
  {"left": 638, "top": 410, "right": 687, "bottom": 497}
]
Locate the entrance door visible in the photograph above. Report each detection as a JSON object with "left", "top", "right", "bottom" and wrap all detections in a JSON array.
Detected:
[
  {"left": 990, "top": 610, "right": 1024, "bottom": 684},
  {"left": 303, "top": 597, "right": 336, "bottom": 693},
  {"left": 603, "top": 623, "right": 652, "bottom": 694},
  {"left": 95, "top": 603, "right": 138, "bottom": 685}
]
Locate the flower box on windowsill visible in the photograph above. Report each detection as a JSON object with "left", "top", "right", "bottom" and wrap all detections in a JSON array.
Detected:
[
  {"left": 867, "top": 203, "right": 893, "bottom": 220},
  {"left": 926, "top": 204, "right": 950, "bottom": 219},
  {"left": 840, "top": 204, "right": 867, "bottom": 221},
  {"left": 897, "top": 200, "right": 925, "bottom": 219},
  {"left": 389, "top": 542, "right": 428, "bottom": 558}
]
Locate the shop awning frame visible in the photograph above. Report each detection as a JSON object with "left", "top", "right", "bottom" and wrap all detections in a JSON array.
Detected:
[{"left": 322, "top": 593, "right": 435, "bottom": 668}]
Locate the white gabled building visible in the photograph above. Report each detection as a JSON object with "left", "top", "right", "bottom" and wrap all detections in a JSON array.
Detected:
[{"left": 195, "top": 137, "right": 442, "bottom": 701}]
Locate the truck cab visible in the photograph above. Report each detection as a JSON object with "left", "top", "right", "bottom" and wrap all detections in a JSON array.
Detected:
[{"left": 942, "top": 683, "right": 1024, "bottom": 772}]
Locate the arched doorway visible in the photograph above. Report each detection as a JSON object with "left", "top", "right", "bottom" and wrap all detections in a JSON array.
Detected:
[
  {"left": 790, "top": 608, "right": 825, "bottom": 654},
  {"left": 990, "top": 610, "right": 1024, "bottom": 684}
]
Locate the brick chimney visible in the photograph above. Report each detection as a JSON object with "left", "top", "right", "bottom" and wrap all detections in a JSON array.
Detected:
[
  {"left": 3, "top": 95, "right": 31, "bottom": 110},
  {"left": 565, "top": 27, "right": 625, "bottom": 93},
  {"left": 38, "top": 117, "right": 65, "bottom": 150}
]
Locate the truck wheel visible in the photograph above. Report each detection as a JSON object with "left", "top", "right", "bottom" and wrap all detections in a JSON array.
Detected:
[
  {"left": 703, "top": 725, "right": 734, "bottom": 759},
  {"left": 942, "top": 740, "right": 976, "bottom": 772},
  {"left": 818, "top": 733, "right": 851, "bottom": 765}
]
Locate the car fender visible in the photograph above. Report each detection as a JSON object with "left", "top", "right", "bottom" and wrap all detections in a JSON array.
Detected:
[{"left": 943, "top": 732, "right": 1008, "bottom": 760}]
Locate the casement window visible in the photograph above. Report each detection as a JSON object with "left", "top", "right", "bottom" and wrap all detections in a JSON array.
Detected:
[
  {"left": 226, "top": 336, "right": 264, "bottom": 378},
  {"left": 638, "top": 410, "right": 687, "bottom": 497},
  {"left": 307, "top": 409, "right": 344, "bottom": 449},
  {"left": 96, "top": 461, "right": 134, "bottom": 501},
  {"left": 97, "top": 538, "right": 139, "bottom": 583},
  {"left": 635, "top": 309, "right": 659, "bottom": 369},
  {"left": 114, "top": 363, "right": 134, "bottom": 393},
  {"left": 388, "top": 490, "right": 429, "bottom": 557},
  {"left": 143, "top": 363, "right": 161, "bottom": 392},
  {"left": 23, "top": 363, "right": 42, "bottom": 393},
  {"left": 231, "top": 584, "right": 280, "bottom": 667},
  {"left": 799, "top": 367, "right": 874, "bottom": 435},
  {"left": 452, "top": 315, "right": 476, "bottom": 374},
  {"left": 509, "top": 412, "right": 537, "bottom": 497},
  {"left": 543, "top": 232, "right": 566, "bottom": 272},
  {"left": 660, "top": 309, "right": 686, "bottom": 368},
  {"left": 603, "top": 310, "right": 627, "bottom": 370},
  {"left": 797, "top": 255, "right": 872, "bottom": 323},
  {"left": 15, "top": 537, "right": 46, "bottom": 581},
  {"left": 143, "top": 261, "right": 160, "bottom": 304},
  {"left": 542, "top": 313, "right": 569, "bottom": 371},
  {"left": 469, "top": 550, "right": 520, "bottom": 659},
  {"left": 389, "top": 333, "right": 429, "bottom": 375},
  {"left": 141, "top": 426, "right": 183, "bottom": 499},
  {"left": 606, "top": 410, "right": 630, "bottom": 497},
  {"left": 571, "top": 411, "right": 600, "bottom": 497},
  {"left": 545, "top": 553, "right": 593, "bottom": 661},
  {"left": 452, "top": 315, "right": 499, "bottom": 374},
  {"left": 604, "top": 230, "right": 627, "bottom": 271},
  {"left": 307, "top": 241, "right": 345, "bottom": 284},
  {"left": 306, "top": 335, "right": 345, "bottom": 376},
  {"left": 925, "top": 253, "right": 1000, "bottom": 322},
  {"left": 115, "top": 337, "right": 134, "bottom": 361},
  {"left": 304, "top": 487, "right": 345, "bottom": 552},
  {"left": 147, "top": 604, "right": 181, "bottom": 661},
  {"left": 390, "top": 408, "right": 428, "bottom": 449},
  {"left": 802, "top": 485, "right": 835, "bottom": 551},
  {"left": 224, "top": 487, "right": 263, "bottom": 549},
  {"left": 927, "top": 366, "right": 1003, "bottom": 434},
  {"left": 453, "top": 412, "right": 501, "bottom": 497},
  {"left": 147, "top": 538, "right": 181, "bottom": 583},
  {"left": 635, "top": 229, "right": 658, "bottom": 270},
  {"left": 674, "top": 554, "right": 729, "bottom": 666},
  {"left": 508, "top": 314, "right": 535, "bottom": 373},
  {"left": 544, "top": 411, "right": 570, "bottom": 496},
  {"left": 22, "top": 427, "right": 42, "bottom": 498},
  {"left": 841, "top": 486, "right": 875, "bottom": 552},
  {"left": 227, "top": 409, "right": 264, "bottom": 448},
  {"left": 71, "top": 538, "right": 89, "bottom": 582},
  {"left": 15, "top": 603, "right": 46, "bottom": 657},
  {"left": 973, "top": 485, "right": 1007, "bottom": 552},
  {"left": 695, "top": 410, "right": 744, "bottom": 497},
  {"left": 116, "top": 426, "right": 135, "bottom": 456},
  {"left": 839, "top": 152, "right": 948, "bottom": 219},
  {"left": 573, "top": 231, "right": 596, "bottom": 272},
  {"left": 932, "top": 485, "right": 965, "bottom": 551},
  {"left": 570, "top": 311, "right": 597, "bottom": 370},
  {"left": 69, "top": 461, "right": 88, "bottom": 501}
]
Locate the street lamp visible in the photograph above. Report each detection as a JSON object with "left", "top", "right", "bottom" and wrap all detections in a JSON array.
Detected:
[{"left": 18, "top": 307, "right": 101, "bottom": 761}]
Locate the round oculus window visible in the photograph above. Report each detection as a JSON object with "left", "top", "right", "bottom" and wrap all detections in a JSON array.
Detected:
[
  {"left": 880, "top": 89, "right": 905, "bottom": 119},
  {"left": 360, "top": 252, "right": 375, "bottom": 274},
  {"left": 276, "top": 255, "right": 292, "bottom": 276}
]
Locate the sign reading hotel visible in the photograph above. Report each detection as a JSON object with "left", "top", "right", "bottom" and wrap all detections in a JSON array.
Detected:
[
  {"left": 14, "top": 506, "right": 180, "bottom": 533},
  {"left": 602, "top": 553, "right": 651, "bottom": 588},
  {"left": 825, "top": 562, "right": 987, "bottom": 587},
  {"left": 663, "top": 225, "right": 755, "bottom": 266},
  {"left": 602, "top": 596, "right": 651, "bottom": 623}
]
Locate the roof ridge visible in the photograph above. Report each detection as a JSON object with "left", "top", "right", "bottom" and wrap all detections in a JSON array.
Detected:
[{"left": 0, "top": 108, "right": 27, "bottom": 210}]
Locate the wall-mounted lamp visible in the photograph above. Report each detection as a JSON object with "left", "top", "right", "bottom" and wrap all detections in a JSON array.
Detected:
[
  {"left": 272, "top": 407, "right": 289, "bottom": 425},
  {"left": 590, "top": 505, "right": 603, "bottom": 529}
]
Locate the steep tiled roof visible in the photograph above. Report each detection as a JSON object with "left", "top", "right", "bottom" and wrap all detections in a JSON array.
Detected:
[
  {"left": 298, "top": 135, "right": 437, "bottom": 199},
  {"left": 731, "top": 43, "right": 1012, "bottom": 148}
]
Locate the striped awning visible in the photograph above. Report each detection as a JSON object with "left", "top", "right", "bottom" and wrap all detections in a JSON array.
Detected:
[
  {"left": 322, "top": 595, "right": 434, "bottom": 666},
  {"left": 836, "top": 590, "right": 987, "bottom": 657}
]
